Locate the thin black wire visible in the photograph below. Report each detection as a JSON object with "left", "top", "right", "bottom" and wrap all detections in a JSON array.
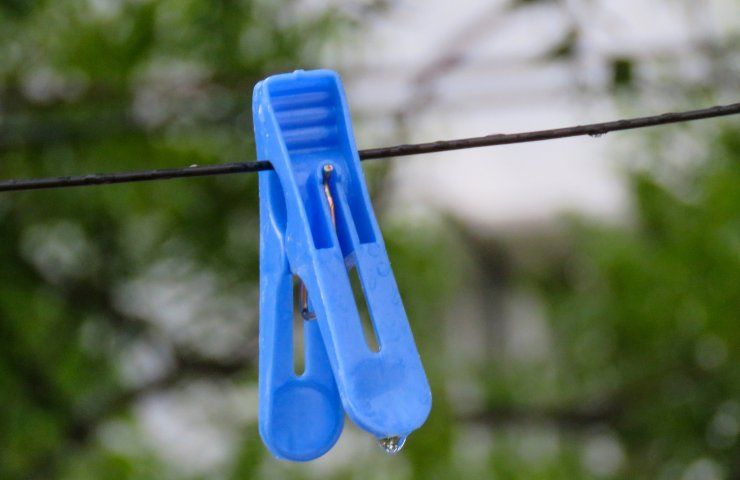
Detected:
[{"left": 0, "top": 102, "right": 738, "bottom": 192}]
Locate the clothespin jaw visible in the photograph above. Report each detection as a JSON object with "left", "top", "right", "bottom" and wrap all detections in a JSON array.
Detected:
[{"left": 254, "top": 69, "right": 431, "bottom": 459}]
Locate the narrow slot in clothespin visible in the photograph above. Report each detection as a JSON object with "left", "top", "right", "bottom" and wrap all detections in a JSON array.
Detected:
[{"left": 254, "top": 69, "right": 431, "bottom": 461}]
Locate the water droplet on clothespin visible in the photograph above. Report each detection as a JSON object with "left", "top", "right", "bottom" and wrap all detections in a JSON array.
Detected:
[
  {"left": 190, "top": 164, "right": 199, "bottom": 168},
  {"left": 378, "top": 435, "right": 407, "bottom": 455}
]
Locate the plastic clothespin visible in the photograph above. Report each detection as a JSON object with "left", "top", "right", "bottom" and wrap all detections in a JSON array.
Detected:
[{"left": 254, "top": 69, "right": 431, "bottom": 461}]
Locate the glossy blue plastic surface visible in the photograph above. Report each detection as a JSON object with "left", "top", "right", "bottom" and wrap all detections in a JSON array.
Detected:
[
  {"left": 257, "top": 167, "right": 344, "bottom": 461},
  {"left": 254, "top": 69, "right": 431, "bottom": 461}
]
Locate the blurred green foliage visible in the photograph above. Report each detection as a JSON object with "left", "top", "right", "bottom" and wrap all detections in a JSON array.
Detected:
[
  {"left": 0, "top": 1, "right": 349, "bottom": 478},
  {"left": 445, "top": 125, "right": 739, "bottom": 480},
  {"left": 523, "top": 126, "right": 740, "bottom": 479},
  {"left": 0, "top": 0, "right": 738, "bottom": 479}
]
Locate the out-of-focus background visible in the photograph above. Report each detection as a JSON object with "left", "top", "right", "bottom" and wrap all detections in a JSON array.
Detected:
[{"left": 0, "top": 0, "right": 738, "bottom": 478}]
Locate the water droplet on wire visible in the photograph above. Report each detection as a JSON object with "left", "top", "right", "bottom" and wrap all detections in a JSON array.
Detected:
[
  {"left": 589, "top": 132, "right": 606, "bottom": 138},
  {"left": 378, "top": 435, "right": 406, "bottom": 455}
]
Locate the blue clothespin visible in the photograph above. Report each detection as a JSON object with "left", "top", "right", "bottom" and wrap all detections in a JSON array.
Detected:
[{"left": 254, "top": 69, "right": 432, "bottom": 461}]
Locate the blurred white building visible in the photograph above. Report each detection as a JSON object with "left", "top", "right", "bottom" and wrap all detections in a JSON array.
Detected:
[{"left": 324, "top": 0, "right": 739, "bottom": 231}]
